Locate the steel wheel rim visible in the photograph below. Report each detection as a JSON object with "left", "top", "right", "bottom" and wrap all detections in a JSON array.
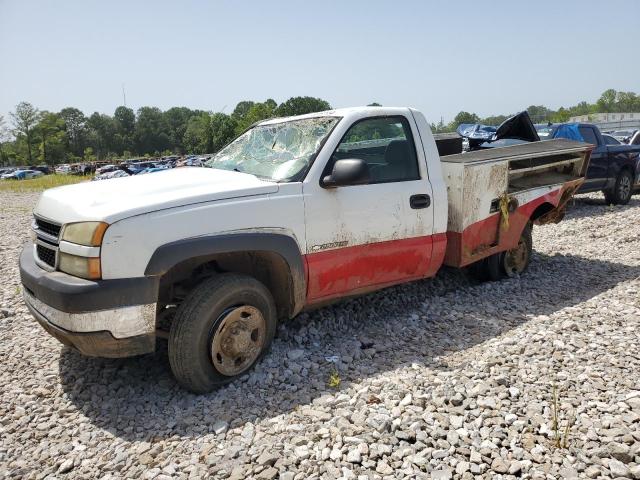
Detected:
[
  {"left": 619, "top": 175, "right": 631, "bottom": 199},
  {"left": 210, "top": 305, "right": 266, "bottom": 376},
  {"left": 504, "top": 239, "right": 528, "bottom": 276}
]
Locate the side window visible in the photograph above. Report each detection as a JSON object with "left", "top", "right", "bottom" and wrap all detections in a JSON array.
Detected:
[
  {"left": 332, "top": 116, "right": 420, "bottom": 183},
  {"left": 603, "top": 135, "right": 620, "bottom": 145},
  {"left": 578, "top": 126, "right": 598, "bottom": 145}
]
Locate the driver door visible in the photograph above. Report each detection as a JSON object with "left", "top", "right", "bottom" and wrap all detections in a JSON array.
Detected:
[{"left": 303, "top": 115, "right": 434, "bottom": 303}]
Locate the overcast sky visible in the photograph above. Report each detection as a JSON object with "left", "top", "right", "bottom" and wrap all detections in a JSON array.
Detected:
[{"left": 1, "top": 0, "right": 637, "bottom": 123}]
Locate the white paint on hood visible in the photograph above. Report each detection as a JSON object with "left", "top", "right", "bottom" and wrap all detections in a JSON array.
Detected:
[{"left": 33, "top": 167, "right": 279, "bottom": 224}]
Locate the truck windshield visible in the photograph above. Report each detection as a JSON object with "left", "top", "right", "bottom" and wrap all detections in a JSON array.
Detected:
[{"left": 205, "top": 116, "right": 340, "bottom": 181}]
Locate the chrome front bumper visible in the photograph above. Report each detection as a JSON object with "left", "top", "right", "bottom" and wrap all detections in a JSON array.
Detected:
[
  {"left": 24, "top": 289, "right": 156, "bottom": 339},
  {"left": 24, "top": 289, "right": 156, "bottom": 358}
]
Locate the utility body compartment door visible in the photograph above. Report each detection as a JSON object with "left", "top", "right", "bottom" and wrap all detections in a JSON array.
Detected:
[{"left": 302, "top": 113, "right": 435, "bottom": 303}]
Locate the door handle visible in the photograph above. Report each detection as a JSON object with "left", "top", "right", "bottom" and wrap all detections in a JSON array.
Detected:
[{"left": 410, "top": 194, "right": 431, "bottom": 209}]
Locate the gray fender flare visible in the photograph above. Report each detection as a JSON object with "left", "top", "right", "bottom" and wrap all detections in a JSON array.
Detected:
[{"left": 144, "top": 232, "right": 306, "bottom": 315}]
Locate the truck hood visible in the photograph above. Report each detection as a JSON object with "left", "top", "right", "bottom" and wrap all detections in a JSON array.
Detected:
[{"left": 34, "top": 167, "right": 279, "bottom": 224}]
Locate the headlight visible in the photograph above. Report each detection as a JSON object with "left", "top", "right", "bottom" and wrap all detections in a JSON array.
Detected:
[
  {"left": 62, "top": 222, "right": 108, "bottom": 246},
  {"left": 58, "top": 252, "right": 102, "bottom": 280}
]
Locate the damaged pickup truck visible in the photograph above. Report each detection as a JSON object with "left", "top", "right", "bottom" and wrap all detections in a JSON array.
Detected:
[{"left": 20, "top": 107, "right": 593, "bottom": 393}]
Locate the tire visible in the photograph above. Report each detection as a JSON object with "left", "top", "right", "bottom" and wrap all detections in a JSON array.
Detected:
[
  {"left": 603, "top": 170, "right": 633, "bottom": 205},
  {"left": 468, "top": 257, "right": 490, "bottom": 282},
  {"left": 168, "top": 273, "right": 277, "bottom": 393},
  {"left": 485, "top": 224, "right": 533, "bottom": 281}
]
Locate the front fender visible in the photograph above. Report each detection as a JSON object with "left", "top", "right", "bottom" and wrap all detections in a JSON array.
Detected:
[{"left": 144, "top": 232, "right": 306, "bottom": 314}]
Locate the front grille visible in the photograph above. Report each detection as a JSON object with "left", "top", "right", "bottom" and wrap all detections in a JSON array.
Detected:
[
  {"left": 35, "top": 217, "right": 61, "bottom": 238},
  {"left": 36, "top": 243, "right": 56, "bottom": 268}
]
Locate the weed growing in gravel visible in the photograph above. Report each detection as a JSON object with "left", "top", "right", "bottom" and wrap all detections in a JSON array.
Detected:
[
  {"left": 327, "top": 369, "right": 341, "bottom": 388},
  {"left": 551, "top": 384, "right": 574, "bottom": 449}
]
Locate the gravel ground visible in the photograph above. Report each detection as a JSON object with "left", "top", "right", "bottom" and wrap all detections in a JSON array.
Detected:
[{"left": 1, "top": 191, "right": 639, "bottom": 480}]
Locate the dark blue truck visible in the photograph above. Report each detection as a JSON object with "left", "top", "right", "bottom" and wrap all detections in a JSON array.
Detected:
[{"left": 538, "top": 123, "right": 640, "bottom": 205}]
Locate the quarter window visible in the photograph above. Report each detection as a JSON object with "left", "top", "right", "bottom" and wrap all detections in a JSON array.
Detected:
[{"left": 331, "top": 117, "right": 420, "bottom": 183}]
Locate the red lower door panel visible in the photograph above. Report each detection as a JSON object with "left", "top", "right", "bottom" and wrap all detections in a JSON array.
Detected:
[{"left": 305, "top": 234, "right": 442, "bottom": 304}]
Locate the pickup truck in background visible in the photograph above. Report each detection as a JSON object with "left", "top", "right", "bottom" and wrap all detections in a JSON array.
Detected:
[
  {"left": 537, "top": 122, "right": 640, "bottom": 204},
  {"left": 20, "top": 107, "right": 592, "bottom": 393}
]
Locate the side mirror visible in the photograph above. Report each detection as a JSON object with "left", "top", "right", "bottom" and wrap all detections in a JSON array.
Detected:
[{"left": 322, "top": 158, "right": 370, "bottom": 188}]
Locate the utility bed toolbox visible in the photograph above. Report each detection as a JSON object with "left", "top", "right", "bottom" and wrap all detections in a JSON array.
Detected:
[{"left": 440, "top": 139, "right": 592, "bottom": 266}]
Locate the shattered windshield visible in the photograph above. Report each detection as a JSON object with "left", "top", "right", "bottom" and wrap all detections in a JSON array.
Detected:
[{"left": 205, "top": 116, "right": 340, "bottom": 181}]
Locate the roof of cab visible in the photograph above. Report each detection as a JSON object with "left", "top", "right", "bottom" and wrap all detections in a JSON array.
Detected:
[{"left": 258, "top": 106, "right": 414, "bottom": 125}]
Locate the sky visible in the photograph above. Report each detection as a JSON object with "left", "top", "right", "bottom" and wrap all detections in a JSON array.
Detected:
[{"left": 1, "top": 0, "right": 638, "bottom": 124}]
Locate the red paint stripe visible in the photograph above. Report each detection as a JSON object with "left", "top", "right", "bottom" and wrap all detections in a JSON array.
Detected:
[
  {"left": 444, "top": 187, "right": 564, "bottom": 267},
  {"left": 305, "top": 234, "right": 436, "bottom": 303}
]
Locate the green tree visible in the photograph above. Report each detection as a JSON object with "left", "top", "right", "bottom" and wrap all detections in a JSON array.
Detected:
[
  {"left": 367, "top": 102, "right": 382, "bottom": 107},
  {"left": 135, "top": 107, "right": 170, "bottom": 154},
  {"left": 36, "top": 112, "right": 67, "bottom": 166},
  {"left": 10, "top": 102, "right": 40, "bottom": 163},
  {"left": 615, "top": 91, "right": 639, "bottom": 112},
  {"left": 275, "top": 96, "right": 331, "bottom": 117},
  {"left": 481, "top": 114, "right": 509, "bottom": 126},
  {"left": 0, "top": 115, "right": 11, "bottom": 166},
  {"left": 524, "top": 105, "right": 553, "bottom": 123},
  {"left": 568, "top": 101, "right": 592, "bottom": 117},
  {"left": 448, "top": 111, "right": 480, "bottom": 130},
  {"left": 210, "top": 113, "right": 237, "bottom": 152},
  {"left": 183, "top": 113, "right": 212, "bottom": 154},
  {"left": 235, "top": 99, "right": 277, "bottom": 134},
  {"left": 551, "top": 107, "right": 571, "bottom": 123},
  {"left": 59, "top": 107, "right": 87, "bottom": 158},
  {"left": 164, "top": 107, "right": 199, "bottom": 153},
  {"left": 86, "top": 112, "right": 117, "bottom": 159},
  {"left": 596, "top": 89, "right": 617, "bottom": 113},
  {"left": 113, "top": 106, "right": 136, "bottom": 155},
  {"left": 231, "top": 101, "right": 255, "bottom": 121}
]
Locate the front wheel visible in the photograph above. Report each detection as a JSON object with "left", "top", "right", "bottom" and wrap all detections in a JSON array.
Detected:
[
  {"left": 603, "top": 170, "right": 633, "bottom": 205},
  {"left": 486, "top": 224, "right": 533, "bottom": 281},
  {"left": 168, "top": 273, "right": 277, "bottom": 393}
]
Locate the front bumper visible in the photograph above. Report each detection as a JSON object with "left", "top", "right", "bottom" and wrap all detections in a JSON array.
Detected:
[{"left": 19, "top": 244, "right": 159, "bottom": 358}]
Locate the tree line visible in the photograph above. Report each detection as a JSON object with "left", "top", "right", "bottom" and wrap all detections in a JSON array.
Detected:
[
  {"left": 1, "top": 88, "right": 638, "bottom": 167},
  {"left": 430, "top": 88, "right": 640, "bottom": 133},
  {"left": 0, "top": 96, "right": 331, "bottom": 166}
]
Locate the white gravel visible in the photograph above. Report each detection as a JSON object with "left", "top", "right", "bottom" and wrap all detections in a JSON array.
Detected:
[{"left": 1, "top": 191, "right": 639, "bottom": 479}]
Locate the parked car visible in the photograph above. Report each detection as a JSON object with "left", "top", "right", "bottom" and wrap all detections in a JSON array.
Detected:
[
  {"left": 30, "top": 165, "right": 51, "bottom": 175},
  {"left": 602, "top": 134, "right": 621, "bottom": 145},
  {"left": 610, "top": 129, "right": 638, "bottom": 144},
  {"left": 2, "top": 169, "right": 44, "bottom": 180},
  {"left": 92, "top": 169, "right": 130, "bottom": 181},
  {"left": 21, "top": 106, "right": 592, "bottom": 392},
  {"left": 96, "top": 164, "right": 118, "bottom": 175},
  {"left": 537, "top": 123, "right": 640, "bottom": 204}
]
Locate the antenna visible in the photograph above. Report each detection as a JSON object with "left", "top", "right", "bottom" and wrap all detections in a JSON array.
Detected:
[{"left": 122, "top": 83, "right": 127, "bottom": 107}]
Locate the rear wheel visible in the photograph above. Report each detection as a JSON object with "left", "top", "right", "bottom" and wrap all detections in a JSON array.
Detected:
[
  {"left": 168, "top": 273, "right": 277, "bottom": 393},
  {"left": 603, "top": 170, "right": 633, "bottom": 205},
  {"left": 485, "top": 224, "right": 533, "bottom": 281}
]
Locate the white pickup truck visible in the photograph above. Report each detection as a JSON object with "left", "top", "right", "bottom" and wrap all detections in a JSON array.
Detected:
[{"left": 20, "top": 107, "right": 592, "bottom": 393}]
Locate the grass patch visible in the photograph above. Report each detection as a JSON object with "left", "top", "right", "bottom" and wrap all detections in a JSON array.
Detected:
[
  {"left": 551, "top": 384, "right": 574, "bottom": 449},
  {"left": 327, "top": 369, "right": 341, "bottom": 389},
  {"left": 0, "top": 174, "right": 89, "bottom": 192}
]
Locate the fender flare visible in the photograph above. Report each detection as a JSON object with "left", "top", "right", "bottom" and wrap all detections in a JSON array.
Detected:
[{"left": 144, "top": 232, "right": 306, "bottom": 315}]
